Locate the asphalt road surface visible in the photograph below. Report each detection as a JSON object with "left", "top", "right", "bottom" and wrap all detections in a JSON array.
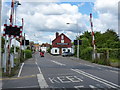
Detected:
[{"left": 1, "top": 52, "right": 120, "bottom": 90}]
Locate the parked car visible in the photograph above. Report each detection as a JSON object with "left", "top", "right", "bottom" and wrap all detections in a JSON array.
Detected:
[{"left": 62, "top": 52, "right": 74, "bottom": 57}]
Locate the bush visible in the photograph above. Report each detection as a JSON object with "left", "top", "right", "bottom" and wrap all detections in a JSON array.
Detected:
[
  {"left": 97, "top": 48, "right": 120, "bottom": 59},
  {"left": 109, "top": 49, "right": 120, "bottom": 59},
  {"left": 24, "top": 49, "right": 32, "bottom": 59},
  {"left": 80, "top": 47, "right": 93, "bottom": 61}
]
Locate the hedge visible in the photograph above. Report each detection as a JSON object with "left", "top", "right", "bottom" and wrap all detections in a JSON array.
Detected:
[
  {"left": 24, "top": 49, "right": 32, "bottom": 59},
  {"left": 97, "top": 48, "right": 120, "bottom": 59},
  {"left": 80, "top": 47, "right": 93, "bottom": 61}
]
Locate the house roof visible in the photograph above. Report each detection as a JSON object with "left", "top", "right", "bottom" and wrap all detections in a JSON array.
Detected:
[
  {"left": 40, "top": 43, "right": 50, "bottom": 47},
  {"left": 52, "top": 33, "right": 71, "bottom": 42}
]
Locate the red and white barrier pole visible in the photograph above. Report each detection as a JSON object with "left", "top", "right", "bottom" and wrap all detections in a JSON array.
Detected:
[
  {"left": 90, "top": 13, "right": 96, "bottom": 60},
  {"left": 7, "top": 0, "right": 15, "bottom": 74}
]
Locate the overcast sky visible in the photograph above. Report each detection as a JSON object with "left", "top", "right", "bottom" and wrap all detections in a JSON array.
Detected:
[{"left": 1, "top": 0, "right": 119, "bottom": 45}]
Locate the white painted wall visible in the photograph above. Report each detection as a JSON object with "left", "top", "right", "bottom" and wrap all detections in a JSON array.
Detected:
[
  {"left": 68, "top": 47, "right": 74, "bottom": 54},
  {"left": 51, "top": 48, "right": 59, "bottom": 55},
  {"left": 41, "top": 47, "right": 47, "bottom": 52},
  {"left": 62, "top": 48, "right": 74, "bottom": 54}
]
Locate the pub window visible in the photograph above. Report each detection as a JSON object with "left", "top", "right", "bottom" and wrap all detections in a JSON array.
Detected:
[
  {"left": 63, "top": 49, "right": 65, "bottom": 52},
  {"left": 61, "top": 35, "right": 64, "bottom": 40},
  {"left": 68, "top": 49, "right": 70, "bottom": 52},
  {"left": 55, "top": 49, "right": 57, "bottom": 53}
]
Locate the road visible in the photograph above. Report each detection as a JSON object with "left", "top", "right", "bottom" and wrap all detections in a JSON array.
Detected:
[{"left": 2, "top": 52, "right": 120, "bottom": 90}]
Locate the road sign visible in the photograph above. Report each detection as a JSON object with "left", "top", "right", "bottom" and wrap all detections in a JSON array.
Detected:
[
  {"left": 5, "top": 26, "right": 20, "bottom": 36},
  {"left": 74, "top": 40, "right": 82, "bottom": 45},
  {"left": 22, "top": 40, "right": 29, "bottom": 45}
]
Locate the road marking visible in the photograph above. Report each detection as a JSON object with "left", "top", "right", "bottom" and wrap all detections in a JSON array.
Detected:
[
  {"left": 18, "top": 63, "right": 24, "bottom": 77},
  {"left": 84, "top": 64, "right": 94, "bottom": 67},
  {"left": 37, "top": 74, "right": 49, "bottom": 88},
  {"left": 49, "top": 77, "right": 60, "bottom": 83},
  {"left": 57, "top": 76, "right": 71, "bottom": 83},
  {"left": 49, "top": 76, "right": 83, "bottom": 84},
  {"left": 98, "top": 67, "right": 101, "bottom": 69},
  {"left": 74, "top": 85, "right": 84, "bottom": 88},
  {"left": 35, "top": 60, "right": 49, "bottom": 88},
  {"left": 35, "top": 62, "right": 42, "bottom": 73},
  {"left": 12, "top": 85, "right": 39, "bottom": 88},
  {"left": 89, "top": 85, "right": 97, "bottom": 88},
  {"left": 109, "top": 70, "right": 118, "bottom": 73},
  {"left": 0, "top": 75, "right": 36, "bottom": 81},
  {"left": 93, "top": 63, "right": 120, "bottom": 70},
  {"left": 51, "top": 60, "right": 66, "bottom": 66},
  {"left": 71, "top": 69, "right": 120, "bottom": 88},
  {"left": 66, "top": 76, "right": 83, "bottom": 82}
]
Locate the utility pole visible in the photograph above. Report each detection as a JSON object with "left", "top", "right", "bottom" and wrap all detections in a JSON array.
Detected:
[
  {"left": 7, "top": 0, "right": 15, "bottom": 75},
  {"left": 90, "top": 13, "right": 96, "bottom": 60},
  {"left": 66, "top": 22, "right": 80, "bottom": 59},
  {"left": 77, "top": 38, "right": 79, "bottom": 59},
  {"left": 24, "top": 33, "right": 26, "bottom": 59},
  {"left": 14, "top": 1, "right": 21, "bottom": 55},
  {"left": 0, "top": 0, "right": 2, "bottom": 74},
  {"left": 19, "top": 18, "right": 23, "bottom": 62}
]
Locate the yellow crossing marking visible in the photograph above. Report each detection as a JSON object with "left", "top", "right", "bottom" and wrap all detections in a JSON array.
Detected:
[{"left": 0, "top": 75, "right": 36, "bottom": 81}]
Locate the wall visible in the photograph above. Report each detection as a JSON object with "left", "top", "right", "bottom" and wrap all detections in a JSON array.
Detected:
[
  {"left": 51, "top": 48, "right": 59, "bottom": 55},
  {"left": 41, "top": 47, "right": 47, "bottom": 52}
]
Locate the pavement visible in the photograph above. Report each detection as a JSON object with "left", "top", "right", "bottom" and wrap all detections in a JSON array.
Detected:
[{"left": 1, "top": 52, "right": 120, "bottom": 90}]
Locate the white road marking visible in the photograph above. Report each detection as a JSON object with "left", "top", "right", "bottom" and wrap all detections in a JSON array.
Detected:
[
  {"left": 13, "top": 85, "right": 39, "bottom": 88},
  {"left": 89, "top": 85, "right": 97, "bottom": 88},
  {"left": 49, "top": 76, "right": 83, "bottom": 84},
  {"left": 71, "top": 69, "right": 120, "bottom": 88},
  {"left": 98, "top": 67, "right": 101, "bottom": 69},
  {"left": 51, "top": 60, "right": 66, "bottom": 66},
  {"left": 74, "top": 85, "right": 84, "bottom": 88},
  {"left": 35, "top": 62, "right": 42, "bottom": 73},
  {"left": 37, "top": 74, "right": 49, "bottom": 88},
  {"left": 57, "top": 76, "right": 71, "bottom": 83},
  {"left": 49, "top": 77, "right": 60, "bottom": 83},
  {"left": 35, "top": 60, "right": 49, "bottom": 88},
  {"left": 18, "top": 63, "right": 24, "bottom": 77},
  {"left": 66, "top": 76, "right": 83, "bottom": 82},
  {"left": 93, "top": 63, "right": 120, "bottom": 70},
  {"left": 84, "top": 64, "right": 94, "bottom": 67},
  {"left": 109, "top": 70, "right": 118, "bottom": 73}
]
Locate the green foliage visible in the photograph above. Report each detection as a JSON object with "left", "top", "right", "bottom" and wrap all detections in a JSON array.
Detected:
[
  {"left": 76, "top": 37, "right": 93, "bottom": 60},
  {"left": 47, "top": 47, "right": 51, "bottom": 53},
  {"left": 109, "top": 49, "right": 120, "bottom": 59},
  {"left": 24, "top": 49, "right": 32, "bottom": 59},
  {"left": 95, "top": 29, "right": 119, "bottom": 48},
  {"left": 76, "top": 29, "right": 120, "bottom": 66},
  {"left": 2, "top": 37, "right": 5, "bottom": 49},
  {"left": 80, "top": 47, "right": 93, "bottom": 61}
]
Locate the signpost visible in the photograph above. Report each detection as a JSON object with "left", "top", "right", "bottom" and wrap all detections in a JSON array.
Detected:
[{"left": 74, "top": 40, "right": 82, "bottom": 45}]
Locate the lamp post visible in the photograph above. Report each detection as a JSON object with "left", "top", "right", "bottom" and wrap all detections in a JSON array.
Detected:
[
  {"left": 14, "top": 1, "right": 21, "bottom": 54},
  {"left": 0, "top": 0, "right": 2, "bottom": 71},
  {"left": 66, "top": 22, "right": 80, "bottom": 59}
]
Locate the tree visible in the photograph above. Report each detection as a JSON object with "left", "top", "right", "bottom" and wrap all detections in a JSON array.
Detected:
[{"left": 95, "top": 29, "right": 119, "bottom": 48}]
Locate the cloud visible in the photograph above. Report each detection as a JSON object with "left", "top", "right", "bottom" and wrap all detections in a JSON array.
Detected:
[
  {"left": 93, "top": 0, "right": 119, "bottom": 33},
  {"left": 2, "top": 0, "right": 119, "bottom": 44}
]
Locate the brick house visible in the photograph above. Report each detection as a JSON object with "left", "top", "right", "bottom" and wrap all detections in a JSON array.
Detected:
[{"left": 51, "top": 32, "right": 74, "bottom": 55}]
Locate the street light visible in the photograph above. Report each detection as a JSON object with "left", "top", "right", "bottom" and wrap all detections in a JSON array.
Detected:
[
  {"left": 14, "top": 1, "right": 21, "bottom": 54},
  {"left": 66, "top": 22, "right": 80, "bottom": 59}
]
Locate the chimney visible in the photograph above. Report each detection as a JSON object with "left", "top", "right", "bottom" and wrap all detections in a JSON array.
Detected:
[{"left": 56, "top": 32, "right": 59, "bottom": 38}]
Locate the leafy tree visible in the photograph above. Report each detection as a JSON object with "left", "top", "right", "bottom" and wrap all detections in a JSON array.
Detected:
[
  {"left": 2, "top": 36, "right": 5, "bottom": 48},
  {"left": 95, "top": 29, "right": 119, "bottom": 48}
]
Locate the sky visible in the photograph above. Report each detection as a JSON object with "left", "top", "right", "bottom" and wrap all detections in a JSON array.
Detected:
[{"left": 1, "top": 0, "right": 119, "bottom": 45}]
